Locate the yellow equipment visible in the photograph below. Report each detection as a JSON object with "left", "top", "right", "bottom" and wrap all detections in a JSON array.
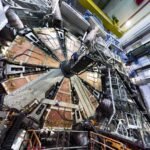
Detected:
[{"left": 79, "top": 0, "right": 124, "bottom": 37}]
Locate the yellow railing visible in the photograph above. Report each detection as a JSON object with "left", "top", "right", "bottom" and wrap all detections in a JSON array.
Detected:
[
  {"left": 90, "top": 131, "right": 131, "bottom": 150},
  {"left": 79, "top": 0, "right": 124, "bottom": 37},
  {"left": 24, "top": 130, "right": 41, "bottom": 150}
]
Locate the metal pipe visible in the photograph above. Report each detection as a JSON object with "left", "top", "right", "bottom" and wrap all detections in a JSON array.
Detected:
[
  {"left": 51, "top": 0, "right": 62, "bottom": 21},
  {"left": 6, "top": 9, "right": 24, "bottom": 29},
  {"left": 3, "top": 5, "right": 9, "bottom": 12},
  {"left": 108, "top": 68, "right": 116, "bottom": 125}
]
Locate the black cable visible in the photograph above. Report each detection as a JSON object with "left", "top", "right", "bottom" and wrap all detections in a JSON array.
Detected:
[
  {"left": 37, "top": 32, "right": 61, "bottom": 54},
  {"left": 37, "top": 32, "right": 58, "bottom": 45},
  {"left": 77, "top": 62, "right": 96, "bottom": 75},
  {"left": 37, "top": 32, "right": 56, "bottom": 40},
  {"left": 13, "top": 49, "right": 42, "bottom": 61},
  {"left": 56, "top": 106, "right": 73, "bottom": 122}
]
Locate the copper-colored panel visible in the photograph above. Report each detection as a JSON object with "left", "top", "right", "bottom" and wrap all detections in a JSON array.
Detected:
[
  {"left": 55, "top": 92, "right": 71, "bottom": 103},
  {"left": 53, "top": 49, "right": 65, "bottom": 61},
  {"left": 7, "top": 36, "right": 31, "bottom": 62},
  {"left": 2, "top": 77, "right": 28, "bottom": 93},
  {"left": 59, "top": 78, "right": 71, "bottom": 92},
  {"left": 27, "top": 47, "right": 45, "bottom": 65},
  {"left": 35, "top": 28, "right": 65, "bottom": 62},
  {"left": 2, "top": 74, "right": 42, "bottom": 93},
  {"left": 86, "top": 88, "right": 98, "bottom": 108},
  {"left": 44, "top": 78, "right": 72, "bottom": 128},
  {"left": 45, "top": 109, "right": 72, "bottom": 128},
  {"left": 27, "top": 74, "right": 41, "bottom": 81},
  {"left": 79, "top": 71, "right": 102, "bottom": 91},
  {"left": 35, "top": 28, "right": 60, "bottom": 50},
  {"left": 45, "top": 56, "right": 59, "bottom": 68},
  {"left": 54, "top": 78, "right": 71, "bottom": 103},
  {"left": 26, "top": 45, "right": 59, "bottom": 67},
  {"left": 67, "top": 50, "right": 73, "bottom": 60},
  {"left": 7, "top": 36, "right": 59, "bottom": 68}
]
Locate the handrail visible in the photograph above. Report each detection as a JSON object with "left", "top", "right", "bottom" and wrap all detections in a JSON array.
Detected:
[
  {"left": 23, "top": 130, "right": 42, "bottom": 150},
  {"left": 90, "top": 131, "right": 128, "bottom": 150}
]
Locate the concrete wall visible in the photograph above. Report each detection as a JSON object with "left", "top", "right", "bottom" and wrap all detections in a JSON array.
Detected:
[
  {"left": 120, "top": 14, "right": 150, "bottom": 46},
  {"left": 103, "top": 0, "right": 149, "bottom": 28}
]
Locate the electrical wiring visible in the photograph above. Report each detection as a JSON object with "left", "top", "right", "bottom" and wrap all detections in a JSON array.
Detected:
[
  {"left": 38, "top": 32, "right": 56, "bottom": 40},
  {"left": 37, "top": 32, "right": 61, "bottom": 51},
  {"left": 38, "top": 31, "right": 82, "bottom": 61},
  {"left": 37, "top": 32, "right": 58, "bottom": 41},
  {"left": 56, "top": 106, "right": 73, "bottom": 122},
  {"left": 12, "top": 49, "right": 42, "bottom": 61},
  {"left": 38, "top": 31, "right": 73, "bottom": 48}
]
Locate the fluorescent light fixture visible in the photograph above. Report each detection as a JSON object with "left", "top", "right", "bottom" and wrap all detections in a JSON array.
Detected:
[{"left": 125, "top": 20, "right": 131, "bottom": 27}]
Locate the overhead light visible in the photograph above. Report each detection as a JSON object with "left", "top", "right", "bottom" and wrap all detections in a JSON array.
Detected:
[{"left": 125, "top": 20, "right": 131, "bottom": 27}]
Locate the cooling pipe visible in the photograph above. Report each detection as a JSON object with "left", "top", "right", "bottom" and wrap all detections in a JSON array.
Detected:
[{"left": 6, "top": 9, "right": 24, "bottom": 29}]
